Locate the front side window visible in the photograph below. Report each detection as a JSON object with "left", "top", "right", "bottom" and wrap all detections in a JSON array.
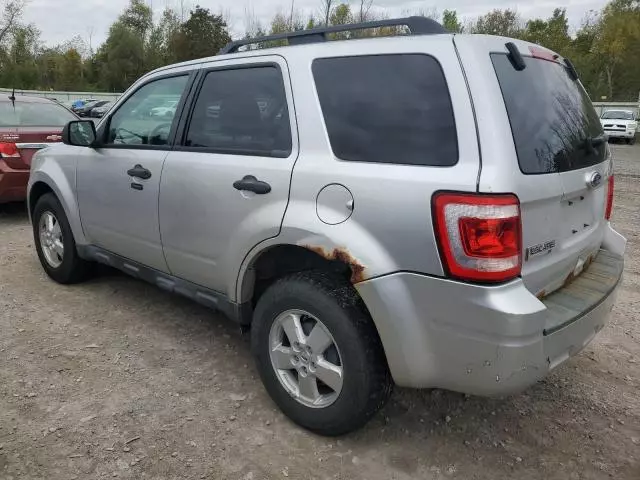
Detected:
[
  {"left": 312, "top": 54, "right": 458, "bottom": 166},
  {"left": 106, "top": 75, "right": 188, "bottom": 146},
  {"left": 184, "top": 66, "right": 292, "bottom": 157}
]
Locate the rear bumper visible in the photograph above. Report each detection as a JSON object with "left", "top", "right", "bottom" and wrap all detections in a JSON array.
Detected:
[
  {"left": 357, "top": 232, "right": 625, "bottom": 395},
  {"left": 0, "top": 159, "right": 29, "bottom": 203}
]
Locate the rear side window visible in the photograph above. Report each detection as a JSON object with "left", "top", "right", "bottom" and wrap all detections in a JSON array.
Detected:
[
  {"left": 491, "top": 53, "right": 605, "bottom": 174},
  {"left": 313, "top": 54, "right": 458, "bottom": 166},
  {"left": 185, "top": 66, "right": 292, "bottom": 157}
]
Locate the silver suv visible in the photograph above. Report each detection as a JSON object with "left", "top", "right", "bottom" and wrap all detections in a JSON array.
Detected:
[{"left": 28, "top": 17, "right": 626, "bottom": 435}]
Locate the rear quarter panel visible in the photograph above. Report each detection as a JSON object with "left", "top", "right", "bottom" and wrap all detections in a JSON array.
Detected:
[{"left": 236, "top": 35, "right": 480, "bottom": 299}]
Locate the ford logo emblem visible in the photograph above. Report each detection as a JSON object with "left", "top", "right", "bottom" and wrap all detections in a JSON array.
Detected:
[{"left": 588, "top": 172, "right": 603, "bottom": 188}]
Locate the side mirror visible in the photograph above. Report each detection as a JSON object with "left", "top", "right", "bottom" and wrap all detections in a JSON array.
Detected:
[{"left": 62, "top": 120, "right": 98, "bottom": 147}]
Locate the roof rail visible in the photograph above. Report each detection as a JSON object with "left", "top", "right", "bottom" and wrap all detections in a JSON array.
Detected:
[{"left": 219, "top": 16, "right": 448, "bottom": 55}]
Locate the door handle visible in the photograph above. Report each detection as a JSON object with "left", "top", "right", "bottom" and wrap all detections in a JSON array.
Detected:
[
  {"left": 127, "top": 164, "right": 152, "bottom": 180},
  {"left": 233, "top": 175, "right": 271, "bottom": 195}
]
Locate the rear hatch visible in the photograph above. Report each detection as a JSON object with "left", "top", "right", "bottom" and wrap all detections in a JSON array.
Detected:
[
  {"left": 456, "top": 36, "right": 610, "bottom": 297},
  {"left": 0, "top": 100, "right": 70, "bottom": 168},
  {"left": 491, "top": 47, "right": 609, "bottom": 297},
  {"left": 13, "top": 127, "right": 64, "bottom": 167},
  {"left": 0, "top": 126, "right": 63, "bottom": 168}
]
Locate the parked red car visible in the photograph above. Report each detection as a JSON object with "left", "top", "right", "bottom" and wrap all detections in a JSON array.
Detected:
[{"left": 0, "top": 95, "right": 77, "bottom": 203}]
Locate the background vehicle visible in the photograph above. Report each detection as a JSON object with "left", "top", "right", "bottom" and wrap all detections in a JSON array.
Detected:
[
  {"left": 149, "top": 99, "right": 179, "bottom": 117},
  {"left": 90, "top": 102, "right": 113, "bottom": 118},
  {"left": 1, "top": 95, "right": 77, "bottom": 203},
  {"left": 601, "top": 109, "right": 637, "bottom": 144},
  {"left": 27, "top": 17, "right": 626, "bottom": 435},
  {"left": 71, "top": 98, "right": 96, "bottom": 112},
  {"left": 75, "top": 100, "right": 110, "bottom": 117}
]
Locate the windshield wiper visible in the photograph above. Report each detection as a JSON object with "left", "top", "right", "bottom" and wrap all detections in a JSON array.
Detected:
[
  {"left": 591, "top": 134, "right": 607, "bottom": 147},
  {"left": 583, "top": 134, "right": 606, "bottom": 155}
]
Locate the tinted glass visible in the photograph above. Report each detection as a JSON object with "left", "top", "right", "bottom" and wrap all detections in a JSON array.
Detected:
[
  {"left": 492, "top": 53, "right": 605, "bottom": 174},
  {"left": 312, "top": 54, "right": 458, "bottom": 166},
  {"left": 0, "top": 101, "right": 76, "bottom": 127},
  {"left": 185, "top": 66, "right": 292, "bottom": 157},
  {"left": 107, "top": 75, "right": 188, "bottom": 146}
]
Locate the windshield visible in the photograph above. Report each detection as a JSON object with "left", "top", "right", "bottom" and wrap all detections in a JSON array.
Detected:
[
  {"left": 0, "top": 101, "right": 76, "bottom": 127},
  {"left": 492, "top": 53, "right": 605, "bottom": 174},
  {"left": 601, "top": 110, "right": 634, "bottom": 120}
]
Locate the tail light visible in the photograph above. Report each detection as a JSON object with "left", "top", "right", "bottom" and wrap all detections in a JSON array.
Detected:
[
  {"left": 0, "top": 142, "right": 20, "bottom": 158},
  {"left": 605, "top": 175, "right": 614, "bottom": 220},
  {"left": 433, "top": 192, "right": 522, "bottom": 283}
]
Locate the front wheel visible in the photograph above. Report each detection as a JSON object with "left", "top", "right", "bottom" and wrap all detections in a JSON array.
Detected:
[
  {"left": 251, "top": 272, "right": 392, "bottom": 436},
  {"left": 628, "top": 136, "right": 636, "bottom": 145},
  {"left": 33, "top": 193, "right": 90, "bottom": 284}
]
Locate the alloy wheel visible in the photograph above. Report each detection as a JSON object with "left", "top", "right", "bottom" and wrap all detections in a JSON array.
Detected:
[
  {"left": 39, "top": 211, "right": 64, "bottom": 268},
  {"left": 268, "top": 309, "right": 344, "bottom": 408}
]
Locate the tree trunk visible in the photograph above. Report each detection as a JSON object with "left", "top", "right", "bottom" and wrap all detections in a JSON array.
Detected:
[
  {"left": 322, "top": 0, "right": 332, "bottom": 26},
  {"left": 605, "top": 64, "right": 614, "bottom": 101}
]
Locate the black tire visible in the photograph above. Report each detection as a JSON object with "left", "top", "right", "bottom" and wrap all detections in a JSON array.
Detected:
[
  {"left": 32, "top": 193, "right": 90, "bottom": 284},
  {"left": 251, "top": 271, "right": 392, "bottom": 436},
  {"left": 628, "top": 136, "right": 636, "bottom": 145}
]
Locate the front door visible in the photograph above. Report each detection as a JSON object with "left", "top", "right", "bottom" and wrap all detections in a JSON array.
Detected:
[
  {"left": 159, "top": 57, "right": 298, "bottom": 296},
  {"left": 76, "top": 74, "right": 191, "bottom": 272}
]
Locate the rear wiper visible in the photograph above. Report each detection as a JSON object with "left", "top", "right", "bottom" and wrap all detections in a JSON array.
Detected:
[
  {"left": 505, "top": 42, "right": 526, "bottom": 71},
  {"left": 590, "top": 134, "right": 606, "bottom": 147},
  {"left": 583, "top": 135, "right": 606, "bottom": 155}
]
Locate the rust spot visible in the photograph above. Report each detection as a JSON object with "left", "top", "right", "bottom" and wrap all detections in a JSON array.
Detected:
[
  {"left": 584, "top": 254, "right": 594, "bottom": 270},
  {"left": 563, "top": 254, "right": 594, "bottom": 289},
  {"left": 563, "top": 270, "right": 577, "bottom": 289},
  {"left": 536, "top": 290, "right": 547, "bottom": 300},
  {"left": 303, "top": 245, "right": 366, "bottom": 284}
]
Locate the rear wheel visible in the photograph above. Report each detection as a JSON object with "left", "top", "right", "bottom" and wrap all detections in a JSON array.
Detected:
[
  {"left": 33, "top": 193, "right": 90, "bottom": 284},
  {"left": 251, "top": 271, "right": 392, "bottom": 436}
]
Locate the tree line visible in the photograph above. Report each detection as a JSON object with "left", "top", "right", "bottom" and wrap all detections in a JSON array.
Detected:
[{"left": 0, "top": 0, "right": 638, "bottom": 101}]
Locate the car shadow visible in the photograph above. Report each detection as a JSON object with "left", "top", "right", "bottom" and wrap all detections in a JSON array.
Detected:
[
  {"left": 0, "top": 201, "right": 28, "bottom": 215},
  {"left": 334, "top": 359, "right": 634, "bottom": 477},
  {"left": 30, "top": 247, "right": 635, "bottom": 478},
  {"left": 0, "top": 202, "right": 29, "bottom": 224}
]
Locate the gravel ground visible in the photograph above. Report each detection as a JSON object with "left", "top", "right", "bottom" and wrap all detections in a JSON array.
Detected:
[{"left": 1, "top": 144, "right": 639, "bottom": 480}]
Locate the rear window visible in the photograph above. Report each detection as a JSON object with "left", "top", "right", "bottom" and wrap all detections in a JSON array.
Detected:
[
  {"left": 0, "top": 101, "right": 76, "bottom": 127},
  {"left": 492, "top": 53, "right": 605, "bottom": 174},
  {"left": 312, "top": 54, "right": 458, "bottom": 166}
]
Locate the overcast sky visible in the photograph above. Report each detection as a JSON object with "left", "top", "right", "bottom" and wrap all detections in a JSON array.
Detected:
[{"left": 24, "top": 0, "right": 609, "bottom": 48}]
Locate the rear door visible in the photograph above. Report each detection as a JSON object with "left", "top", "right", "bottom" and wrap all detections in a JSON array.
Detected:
[
  {"left": 159, "top": 55, "right": 297, "bottom": 295},
  {"left": 456, "top": 37, "right": 609, "bottom": 297}
]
